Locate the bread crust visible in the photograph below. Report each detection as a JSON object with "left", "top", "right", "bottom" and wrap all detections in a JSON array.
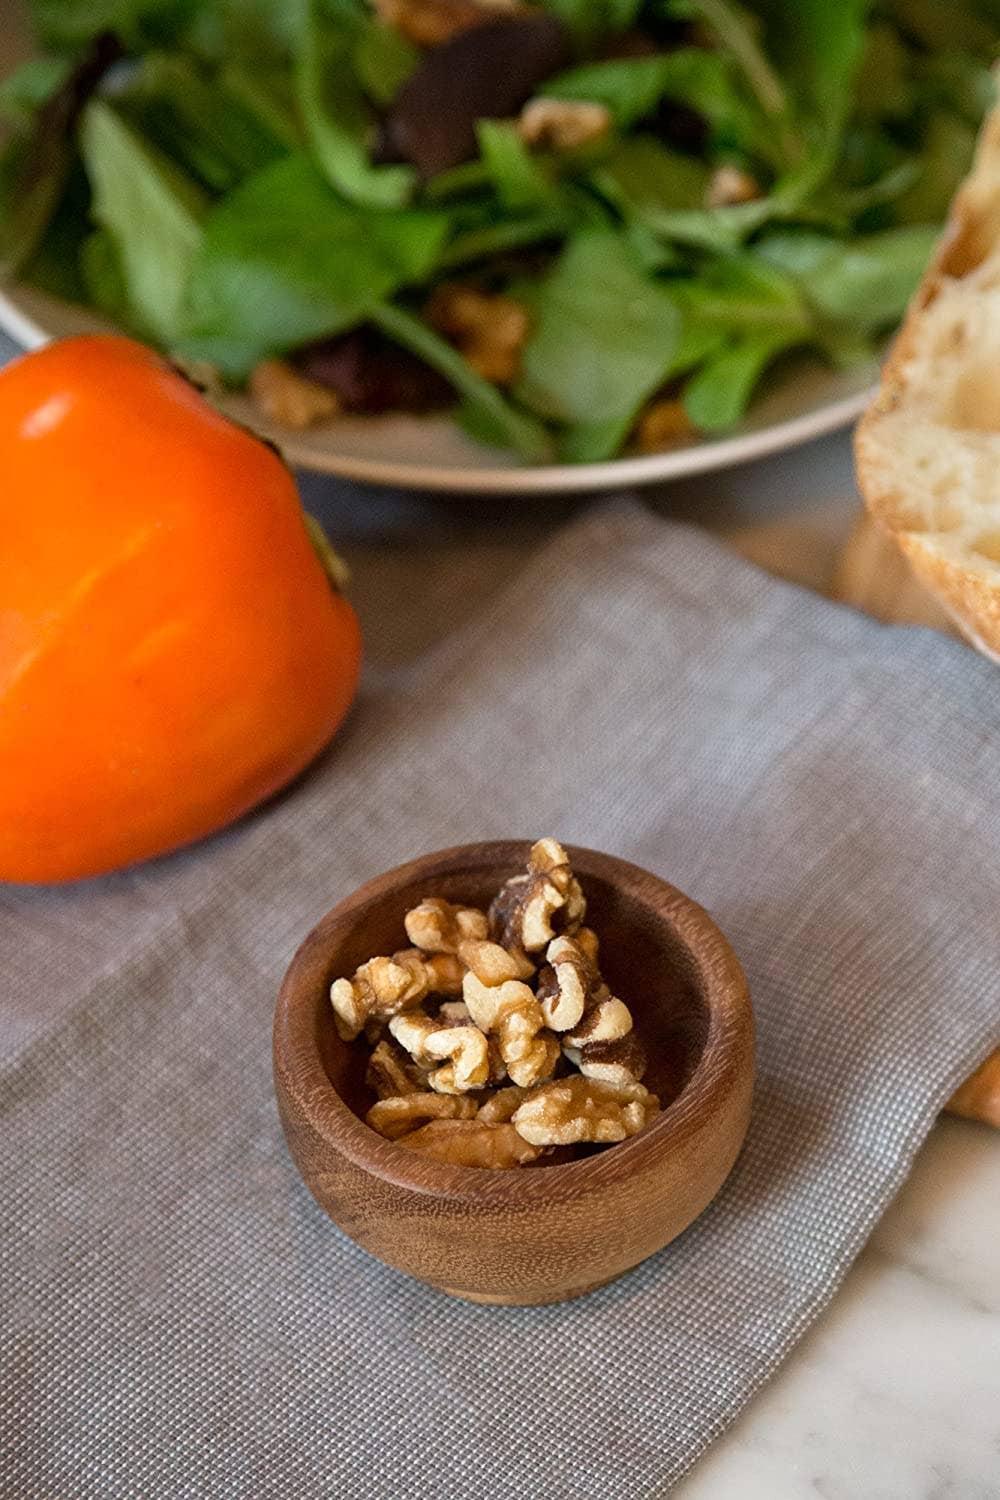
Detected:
[
  {"left": 946, "top": 1047, "right": 1000, "bottom": 1127},
  {"left": 855, "top": 92, "right": 1000, "bottom": 661}
]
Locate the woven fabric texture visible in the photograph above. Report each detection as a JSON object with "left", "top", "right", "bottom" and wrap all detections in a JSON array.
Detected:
[{"left": 2, "top": 503, "right": 998, "bottom": 1499}]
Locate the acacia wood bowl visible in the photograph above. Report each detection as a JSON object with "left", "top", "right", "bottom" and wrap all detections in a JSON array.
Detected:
[{"left": 273, "top": 841, "right": 754, "bottom": 1306}]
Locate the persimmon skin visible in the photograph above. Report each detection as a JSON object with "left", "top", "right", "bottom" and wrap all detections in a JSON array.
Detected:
[{"left": 0, "top": 336, "right": 361, "bottom": 883}]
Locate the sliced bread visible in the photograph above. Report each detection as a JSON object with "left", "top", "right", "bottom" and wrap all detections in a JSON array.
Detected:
[{"left": 855, "top": 90, "right": 1000, "bottom": 664}]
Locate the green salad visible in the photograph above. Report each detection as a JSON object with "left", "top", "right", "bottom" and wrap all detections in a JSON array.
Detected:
[{"left": 1, "top": 0, "right": 998, "bottom": 462}]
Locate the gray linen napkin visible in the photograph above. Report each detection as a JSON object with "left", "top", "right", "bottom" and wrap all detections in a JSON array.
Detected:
[{"left": 2, "top": 502, "right": 998, "bottom": 1500}]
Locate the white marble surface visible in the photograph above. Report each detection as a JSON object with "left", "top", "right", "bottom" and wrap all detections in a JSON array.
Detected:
[
  {"left": 2, "top": 323, "right": 996, "bottom": 1496},
  {"left": 677, "top": 1117, "right": 1000, "bottom": 1500}
]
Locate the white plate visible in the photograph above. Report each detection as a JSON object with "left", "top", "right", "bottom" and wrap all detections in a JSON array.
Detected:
[{"left": 0, "top": 281, "right": 876, "bottom": 494}]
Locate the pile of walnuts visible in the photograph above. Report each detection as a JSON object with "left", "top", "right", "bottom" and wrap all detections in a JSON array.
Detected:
[{"left": 331, "top": 839, "right": 660, "bottom": 1168}]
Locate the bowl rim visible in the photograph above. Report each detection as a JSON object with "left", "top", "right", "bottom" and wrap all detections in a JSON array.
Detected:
[{"left": 273, "top": 841, "right": 753, "bottom": 1204}]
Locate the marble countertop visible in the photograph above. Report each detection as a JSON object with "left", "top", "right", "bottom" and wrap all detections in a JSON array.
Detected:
[{"left": 3, "top": 327, "right": 997, "bottom": 1497}]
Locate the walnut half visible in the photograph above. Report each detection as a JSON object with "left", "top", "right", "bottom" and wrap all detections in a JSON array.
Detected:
[
  {"left": 367, "top": 1091, "right": 478, "bottom": 1140},
  {"left": 398, "top": 1118, "right": 542, "bottom": 1167},
  {"left": 512, "top": 1076, "right": 659, "bottom": 1146}
]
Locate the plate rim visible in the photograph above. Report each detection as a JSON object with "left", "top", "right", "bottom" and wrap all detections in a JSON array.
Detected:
[{"left": 0, "top": 286, "right": 874, "bottom": 494}]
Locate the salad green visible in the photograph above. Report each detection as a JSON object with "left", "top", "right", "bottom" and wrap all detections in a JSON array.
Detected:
[{"left": 1, "top": 0, "right": 998, "bottom": 463}]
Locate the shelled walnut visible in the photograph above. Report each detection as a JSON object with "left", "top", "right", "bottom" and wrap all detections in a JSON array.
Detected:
[
  {"left": 518, "top": 97, "right": 612, "bottom": 151},
  {"left": 370, "top": 0, "right": 520, "bottom": 48},
  {"left": 329, "top": 839, "right": 661, "bottom": 1166},
  {"left": 426, "top": 284, "right": 531, "bottom": 385}
]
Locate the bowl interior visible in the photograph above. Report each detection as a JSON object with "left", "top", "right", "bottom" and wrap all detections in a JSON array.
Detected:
[{"left": 312, "top": 852, "right": 711, "bottom": 1147}]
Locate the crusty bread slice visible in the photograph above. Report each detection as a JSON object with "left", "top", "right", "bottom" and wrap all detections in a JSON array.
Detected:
[{"left": 855, "top": 89, "right": 1000, "bottom": 664}]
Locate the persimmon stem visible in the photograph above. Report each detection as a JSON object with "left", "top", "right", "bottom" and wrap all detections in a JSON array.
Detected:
[{"left": 304, "top": 513, "right": 350, "bottom": 592}]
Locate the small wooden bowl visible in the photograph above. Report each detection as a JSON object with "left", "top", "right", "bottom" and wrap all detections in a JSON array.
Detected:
[{"left": 273, "top": 841, "right": 754, "bottom": 1306}]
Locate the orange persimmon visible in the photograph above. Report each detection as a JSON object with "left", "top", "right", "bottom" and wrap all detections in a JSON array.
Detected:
[{"left": 0, "top": 335, "right": 361, "bottom": 883}]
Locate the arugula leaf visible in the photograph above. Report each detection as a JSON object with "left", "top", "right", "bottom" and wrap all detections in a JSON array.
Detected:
[
  {"left": 29, "top": 0, "right": 199, "bottom": 51},
  {"left": 853, "top": 22, "right": 915, "bottom": 123},
  {"left": 0, "top": 126, "right": 73, "bottom": 280},
  {"left": 219, "top": 62, "right": 302, "bottom": 149},
  {"left": 754, "top": 224, "right": 938, "bottom": 331},
  {"left": 371, "top": 303, "right": 550, "bottom": 462},
  {"left": 182, "top": 154, "right": 448, "bottom": 376},
  {"left": 597, "top": 135, "right": 710, "bottom": 214},
  {"left": 120, "top": 53, "right": 289, "bottom": 193},
  {"left": 894, "top": 111, "right": 978, "bottom": 224},
  {"left": 674, "top": 255, "right": 811, "bottom": 331},
  {"left": 682, "top": 327, "right": 805, "bottom": 429},
  {"left": 79, "top": 100, "right": 207, "bottom": 342},
  {"left": 0, "top": 33, "right": 121, "bottom": 278},
  {"left": 754, "top": 0, "right": 869, "bottom": 141},
  {"left": 917, "top": 51, "right": 997, "bottom": 130},
  {"left": 668, "top": 0, "right": 796, "bottom": 155},
  {"left": 80, "top": 226, "right": 130, "bottom": 320},
  {"left": 353, "top": 20, "right": 418, "bottom": 107},
  {"left": 517, "top": 229, "right": 680, "bottom": 429},
  {"left": 877, "top": 0, "right": 997, "bottom": 55},
  {"left": 296, "top": 9, "right": 414, "bottom": 208},
  {"left": 542, "top": 0, "right": 644, "bottom": 48},
  {"left": 439, "top": 210, "right": 569, "bottom": 270},
  {"left": 476, "top": 120, "right": 552, "bottom": 210},
  {"left": 556, "top": 306, "right": 729, "bottom": 461},
  {"left": 18, "top": 161, "right": 92, "bottom": 302}
]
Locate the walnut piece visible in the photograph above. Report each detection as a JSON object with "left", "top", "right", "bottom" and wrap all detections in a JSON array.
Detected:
[
  {"left": 564, "top": 1033, "right": 647, "bottom": 1088},
  {"left": 331, "top": 949, "right": 463, "bottom": 1040},
  {"left": 457, "top": 937, "right": 535, "bottom": 984},
  {"left": 367, "top": 1091, "right": 478, "bottom": 1140},
  {"left": 249, "top": 359, "right": 338, "bottom": 430},
  {"left": 564, "top": 991, "right": 633, "bottom": 1046},
  {"left": 404, "top": 896, "right": 488, "bottom": 955},
  {"left": 705, "top": 164, "right": 761, "bottom": 208},
  {"left": 519, "top": 97, "right": 612, "bottom": 151},
  {"left": 489, "top": 838, "right": 586, "bottom": 955},
  {"left": 369, "top": 0, "right": 518, "bottom": 47},
  {"left": 574, "top": 926, "right": 600, "bottom": 965},
  {"left": 390, "top": 1008, "right": 490, "bottom": 1093},
  {"left": 476, "top": 1084, "right": 533, "bottom": 1123},
  {"left": 399, "top": 1118, "right": 542, "bottom": 1167},
  {"left": 423, "top": 1024, "right": 490, "bottom": 1093},
  {"left": 636, "top": 398, "right": 695, "bottom": 453},
  {"left": 387, "top": 1008, "right": 440, "bottom": 1065},
  {"left": 512, "top": 1075, "right": 659, "bottom": 1146},
  {"left": 462, "top": 972, "right": 558, "bottom": 1087},
  {"left": 366, "top": 1038, "right": 424, "bottom": 1099},
  {"left": 426, "top": 284, "right": 531, "bottom": 385},
  {"left": 559, "top": 948, "right": 645, "bottom": 1083},
  {"left": 535, "top": 932, "right": 603, "bottom": 1032},
  {"left": 435, "top": 999, "right": 472, "bottom": 1026}
]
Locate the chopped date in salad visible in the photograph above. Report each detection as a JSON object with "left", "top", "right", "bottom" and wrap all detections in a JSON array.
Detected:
[{"left": 2, "top": 0, "right": 998, "bottom": 462}]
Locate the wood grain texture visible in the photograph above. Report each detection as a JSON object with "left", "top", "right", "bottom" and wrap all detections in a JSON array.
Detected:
[{"left": 273, "top": 842, "right": 755, "bottom": 1305}]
